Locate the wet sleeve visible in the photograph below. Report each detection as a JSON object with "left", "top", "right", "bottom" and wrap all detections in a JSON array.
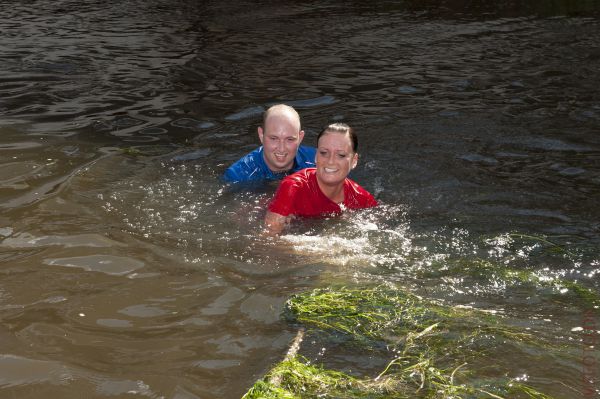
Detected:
[
  {"left": 357, "top": 187, "right": 378, "bottom": 208},
  {"left": 222, "top": 156, "right": 255, "bottom": 183},
  {"left": 268, "top": 179, "right": 298, "bottom": 216},
  {"left": 222, "top": 165, "right": 241, "bottom": 183},
  {"left": 364, "top": 193, "right": 378, "bottom": 208},
  {"left": 346, "top": 180, "right": 378, "bottom": 209}
]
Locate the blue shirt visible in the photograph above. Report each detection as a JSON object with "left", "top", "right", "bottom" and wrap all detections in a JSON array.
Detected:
[{"left": 222, "top": 145, "right": 316, "bottom": 183}]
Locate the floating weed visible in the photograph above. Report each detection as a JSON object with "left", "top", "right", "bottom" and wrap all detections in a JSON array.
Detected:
[
  {"left": 248, "top": 285, "right": 560, "bottom": 398},
  {"left": 242, "top": 380, "right": 298, "bottom": 399},
  {"left": 284, "top": 285, "right": 433, "bottom": 345},
  {"left": 243, "top": 355, "right": 555, "bottom": 399},
  {"left": 242, "top": 356, "right": 397, "bottom": 399},
  {"left": 284, "top": 285, "right": 541, "bottom": 351}
]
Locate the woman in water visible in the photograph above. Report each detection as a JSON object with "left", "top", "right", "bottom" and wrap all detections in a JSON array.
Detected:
[{"left": 264, "top": 123, "right": 377, "bottom": 235}]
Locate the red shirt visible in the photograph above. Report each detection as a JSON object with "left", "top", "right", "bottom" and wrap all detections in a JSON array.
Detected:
[{"left": 268, "top": 168, "right": 378, "bottom": 218}]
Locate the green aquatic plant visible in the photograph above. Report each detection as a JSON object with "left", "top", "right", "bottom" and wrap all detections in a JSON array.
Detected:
[
  {"left": 242, "top": 355, "right": 555, "bottom": 399},
  {"left": 261, "top": 285, "right": 556, "bottom": 398},
  {"left": 508, "top": 383, "right": 556, "bottom": 399},
  {"left": 284, "top": 285, "right": 539, "bottom": 351},
  {"left": 284, "top": 285, "right": 433, "bottom": 345},
  {"left": 417, "top": 231, "right": 598, "bottom": 307},
  {"left": 242, "top": 354, "right": 473, "bottom": 399},
  {"left": 121, "top": 147, "right": 143, "bottom": 156},
  {"left": 552, "top": 279, "right": 600, "bottom": 309},
  {"left": 243, "top": 380, "right": 297, "bottom": 399},
  {"left": 242, "top": 356, "right": 402, "bottom": 399}
]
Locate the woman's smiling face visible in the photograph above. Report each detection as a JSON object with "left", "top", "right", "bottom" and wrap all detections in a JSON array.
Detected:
[{"left": 315, "top": 131, "right": 358, "bottom": 187}]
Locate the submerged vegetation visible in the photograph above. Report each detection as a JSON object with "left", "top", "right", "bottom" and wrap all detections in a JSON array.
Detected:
[
  {"left": 244, "top": 285, "right": 563, "bottom": 398},
  {"left": 418, "top": 256, "right": 600, "bottom": 308},
  {"left": 243, "top": 232, "right": 595, "bottom": 398},
  {"left": 410, "top": 231, "right": 600, "bottom": 309}
]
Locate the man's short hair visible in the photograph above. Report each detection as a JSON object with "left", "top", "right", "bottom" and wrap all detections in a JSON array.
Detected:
[{"left": 262, "top": 104, "right": 301, "bottom": 130}]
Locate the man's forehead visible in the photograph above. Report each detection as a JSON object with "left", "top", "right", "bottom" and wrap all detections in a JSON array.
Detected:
[{"left": 264, "top": 114, "right": 301, "bottom": 134}]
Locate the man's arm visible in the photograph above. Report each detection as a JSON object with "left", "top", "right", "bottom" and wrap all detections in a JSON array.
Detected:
[
  {"left": 222, "top": 153, "right": 256, "bottom": 183},
  {"left": 222, "top": 148, "right": 266, "bottom": 183}
]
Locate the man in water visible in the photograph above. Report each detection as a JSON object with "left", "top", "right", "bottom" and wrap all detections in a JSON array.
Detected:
[{"left": 222, "top": 104, "right": 316, "bottom": 183}]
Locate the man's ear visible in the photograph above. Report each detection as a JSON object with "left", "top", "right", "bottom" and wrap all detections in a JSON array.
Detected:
[
  {"left": 258, "top": 126, "right": 265, "bottom": 144},
  {"left": 298, "top": 130, "right": 305, "bottom": 143}
]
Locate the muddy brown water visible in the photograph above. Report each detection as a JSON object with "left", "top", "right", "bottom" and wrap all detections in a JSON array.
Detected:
[{"left": 1, "top": 1, "right": 600, "bottom": 398}]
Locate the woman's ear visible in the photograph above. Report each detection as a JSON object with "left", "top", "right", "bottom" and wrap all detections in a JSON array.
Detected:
[{"left": 351, "top": 153, "right": 358, "bottom": 169}]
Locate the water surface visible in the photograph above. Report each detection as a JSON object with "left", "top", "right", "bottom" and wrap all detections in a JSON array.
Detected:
[{"left": 1, "top": 1, "right": 599, "bottom": 398}]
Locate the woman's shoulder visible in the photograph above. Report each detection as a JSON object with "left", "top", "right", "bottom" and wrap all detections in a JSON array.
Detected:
[
  {"left": 344, "top": 176, "right": 367, "bottom": 191},
  {"left": 344, "top": 178, "right": 378, "bottom": 208}
]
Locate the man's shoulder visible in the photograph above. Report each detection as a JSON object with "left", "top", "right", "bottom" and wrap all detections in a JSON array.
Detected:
[
  {"left": 234, "top": 146, "right": 263, "bottom": 164},
  {"left": 297, "top": 145, "right": 316, "bottom": 154},
  {"left": 293, "top": 146, "right": 316, "bottom": 171},
  {"left": 222, "top": 147, "right": 267, "bottom": 182},
  {"left": 297, "top": 145, "right": 316, "bottom": 158}
]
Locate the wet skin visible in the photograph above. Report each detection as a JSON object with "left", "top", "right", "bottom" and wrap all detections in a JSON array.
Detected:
[
  {"left": 315, "top": 131, "right": 358, "bottom": 203},
  {"left": 258, "top": 113, "right": 304, "bottom": 173}
]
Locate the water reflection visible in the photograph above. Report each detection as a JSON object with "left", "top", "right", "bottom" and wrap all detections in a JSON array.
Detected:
[{"left": 1, "top": 0, "right": 600, "bottom": 398}]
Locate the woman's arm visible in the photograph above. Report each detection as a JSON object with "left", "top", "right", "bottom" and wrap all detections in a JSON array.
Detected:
[{"left": 264, "top": 210, "right": 291, "bottom": 236}]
